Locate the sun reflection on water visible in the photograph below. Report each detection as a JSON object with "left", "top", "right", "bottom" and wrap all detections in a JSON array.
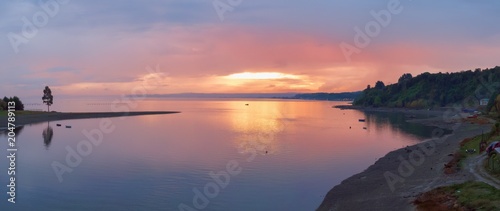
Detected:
[{"left": 228, "top": 101, "right": 289, "bottom": 155}]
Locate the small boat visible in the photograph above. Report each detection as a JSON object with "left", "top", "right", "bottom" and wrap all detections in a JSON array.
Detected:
[
  {"left": 363, "top": 127, "right": 367, "bottom": 130},
  {"left": 358, "top": 119, "right": 366, "bottom": 122},
  {"left": 245, "top": 104, "right": 249, "bottom": 106},
  {"left": 65, "top": 125, "right": 72, "bottom": 128},
  {"left": 56, "top": 124, "right": 61, "bottom": 127}
]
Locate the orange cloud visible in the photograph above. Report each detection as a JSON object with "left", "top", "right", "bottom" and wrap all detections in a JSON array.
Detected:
[{"left": 10, "top": 24, "right": 500, "bottom": 97}]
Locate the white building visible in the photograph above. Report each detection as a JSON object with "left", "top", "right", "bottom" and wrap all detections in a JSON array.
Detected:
[{"left": 480, "top": 98, "right": 489, "bottom": 106}]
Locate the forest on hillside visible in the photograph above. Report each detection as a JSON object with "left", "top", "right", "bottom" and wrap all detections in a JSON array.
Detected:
[{"left": 353, "top": 66, "right": 500, "bottom": 110}]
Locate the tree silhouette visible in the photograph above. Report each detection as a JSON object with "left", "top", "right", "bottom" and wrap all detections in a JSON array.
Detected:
[
  {"left": 375, "top": 81, "right": 385, "bottom": 89},
  {"left": 398, "top": 73, "right": 413, "bottom": 83},
  {"left": 42, "top": 86, "right": 53, "bottom": 112}
]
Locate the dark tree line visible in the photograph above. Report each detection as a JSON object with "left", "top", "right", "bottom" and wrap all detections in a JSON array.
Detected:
[
  {"left": 1, "top": 86, "right": 54, "bottom": 112},
  {"left": 354, "top": 66, "right": 500, "bottom": 108},
  {"left": 0, "top": 96, "right": 24, "bottom": 111}
]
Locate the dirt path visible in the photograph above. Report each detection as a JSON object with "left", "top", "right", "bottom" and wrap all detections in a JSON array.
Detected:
[{"left": 466, "top": 154, "right": 500, "bottom": 189}]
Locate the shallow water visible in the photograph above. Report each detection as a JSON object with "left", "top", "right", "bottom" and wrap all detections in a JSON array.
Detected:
[{"left": 0, "top": 99, "right": 439, "bottom": 210}]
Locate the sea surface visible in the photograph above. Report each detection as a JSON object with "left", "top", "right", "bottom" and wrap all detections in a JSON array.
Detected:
[{"left": 1, "top": 98, "right": 440, "bottom": 210}]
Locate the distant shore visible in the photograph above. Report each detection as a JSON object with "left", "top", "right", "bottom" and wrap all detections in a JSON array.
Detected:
[
  {"left": 318, "top": 106, "right": 493, "bottom": 210},
  {"left": 335, "top": 104, "right": 451, "bottom": 115},
  {"left": 0, "top": 111, "right": 180, "bottom": 129},
  {"left": 335, "top": 105, "right": 475, "bottom": 130}
]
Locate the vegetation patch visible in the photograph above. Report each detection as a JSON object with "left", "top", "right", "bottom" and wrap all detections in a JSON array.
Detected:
[
  {"left": 354, "top": 67, "right": 500, "bottom": 108},
  {"left": 442, "top": 136, "right": 482, "bottom": 175},
  {"left": 447, "top": 122, "right": 500, "bottom": 175},
  {"left": 483, "top": 157, "right": 500, "bottom": 180},
  {"left": 0, "top": 96, "right": 25, "bottom": 111},
  {"left": 415, "top": 181, "right": 500, "bottom": 211},
  {"left": 460, "top": 135, "right": 483, "bottom": 157}
]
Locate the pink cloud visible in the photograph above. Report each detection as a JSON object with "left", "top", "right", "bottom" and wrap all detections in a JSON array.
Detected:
[{"left": 11, "top": 24, "right": 500, "bottom": 96}]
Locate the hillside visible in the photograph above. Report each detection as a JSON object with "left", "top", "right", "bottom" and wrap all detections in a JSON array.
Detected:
[{"left": 353, "top": 66, "right": 500, "bottom": 109}]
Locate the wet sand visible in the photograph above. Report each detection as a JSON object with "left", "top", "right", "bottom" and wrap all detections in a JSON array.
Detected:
[
  {"left": 318, "top": 107, "right": 494, "bottom": 211},
  {"left": 0, "top": 111, "right": 180, "bottom": 129}
]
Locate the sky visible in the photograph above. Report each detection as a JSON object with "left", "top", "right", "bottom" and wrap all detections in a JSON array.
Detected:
[{"left": 1, "top": 0, "right": 500, "bottom": 97}]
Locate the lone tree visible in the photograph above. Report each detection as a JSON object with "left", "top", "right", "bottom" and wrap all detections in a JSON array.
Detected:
[{"left": 42, "top": 86, "right": 53, "bottom": 112}]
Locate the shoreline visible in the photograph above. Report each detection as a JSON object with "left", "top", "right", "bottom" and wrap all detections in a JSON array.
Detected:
[
  {"left": 0, "top": 111, "right": 180, "bottom": 129},
  {"left": 335, "top": 104, "right": 453, "bottom": 116},
  {"left": 336, "top": 104, "right": 480, "bottom": 131},
  {"left": 318, "top": 107, "right": 493, "bottom": 210}
]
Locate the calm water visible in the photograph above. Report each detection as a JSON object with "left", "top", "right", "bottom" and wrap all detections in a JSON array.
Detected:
[{"left": 1, "top": 99, "right": 438, "bottom": 210}]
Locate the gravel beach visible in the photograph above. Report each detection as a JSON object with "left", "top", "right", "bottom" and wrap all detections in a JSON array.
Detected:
[{"left": 318, "top": 107, "right": 494, "bottom": 211}]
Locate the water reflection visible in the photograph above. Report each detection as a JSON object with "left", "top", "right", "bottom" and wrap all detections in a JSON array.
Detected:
[
  {"left": 42, "top": 122, "right": 54, "bottom": 149},
  {"left": 0, "top": 125, "right": 24, "bottom": 136},
  {"left": 1, "top": 100, "right": 443, "bottom": 211},
  {"left": 363, "top": 111, "right": 449, "bottom": 139},
  {"left": 229, "top": 101, "right": 288, "bottom": 155}
]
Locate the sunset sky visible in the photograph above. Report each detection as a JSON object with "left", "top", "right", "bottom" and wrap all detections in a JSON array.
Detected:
[{"left": 2, "top": 0, "right": 500, "bottom": 97}]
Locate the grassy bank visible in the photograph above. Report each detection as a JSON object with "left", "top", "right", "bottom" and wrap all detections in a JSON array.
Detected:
[
  {"left": 0, "top": 110, "right": 46, "bottom": 116},
  {"left": 418, "top": 119, "right": 500, "bottom": 210},
  {"left": 441, "top": 119, "right": 500, "bottom": 175},
  {"left": 415, "top": 181, "right": 500, "bottom": 210},
  {"left": 458, "top": 127, "right": 500, "bottom": 179}
]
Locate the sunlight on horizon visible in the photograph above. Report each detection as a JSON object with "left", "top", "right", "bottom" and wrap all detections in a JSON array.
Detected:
[{"left": 224, "top": 72, "right": 301, "bottom": 80}]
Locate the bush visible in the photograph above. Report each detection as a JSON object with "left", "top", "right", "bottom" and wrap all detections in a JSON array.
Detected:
[
  {"left": 2, "top": 96, "right": 24, "bottom": 111},
  {"left": 408, "top": 99, "right": 427, "bottom": 109},
  {"left": 0, "top": 100, "right": 5, "bottom": 111}
]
